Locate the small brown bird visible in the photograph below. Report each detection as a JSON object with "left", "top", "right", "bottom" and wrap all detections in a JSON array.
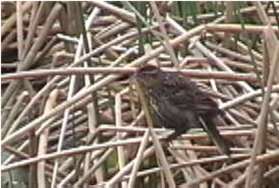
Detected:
[{"left": 134, "top": 65, "right": 231, "bottom": 156}]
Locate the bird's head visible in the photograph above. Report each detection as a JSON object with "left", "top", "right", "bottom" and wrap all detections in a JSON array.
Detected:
[{"left": 133, "top": 65, "right": 162, "bottom": 89}]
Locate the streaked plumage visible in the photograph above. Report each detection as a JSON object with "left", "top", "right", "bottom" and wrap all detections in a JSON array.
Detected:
[{"left": 134, "top": 65, "right": 231, "bottom": 156}]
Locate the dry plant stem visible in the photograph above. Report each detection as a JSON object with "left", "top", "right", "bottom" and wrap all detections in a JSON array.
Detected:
[
  {"left": 92, "top": 33, "right": 119, "bottom": 59},
  {"left": 109, "top": 47, "right": 137, "bottom": 67},
  {"left": 3, "top": 141, "right": 30, "bottom": 166},
  {"left": 134, "top": 81, "right": 154, "bottom": 128},
  {"left": 169, "top": 141, "right": 212, "bottom": 188},
  {"left": 2, "top": 3, "right": 279, "bottom": 186},
  {"left": 245, "top": 41, "right": 279, "bottom": 188},
  {"left": 3, "top": 106, "right": 78, "bottom": 167},
  {"left": 2, "top": 64, "right": 15, "bottom": 72},
  {"left": 205, "top": 23, "right": 279, "bottom": 34},
  {"left": 211, "top": 3, "right": 275, "bottom": 24},
  {"left": 128, "top": 130, "right": 150, "bottom": 188},
  {"left": 1, "top": 89, "right": 17, "bottom": 125},
  {"left": 1, "top": 67, "right": 259, "bottom": 83},
  {"left": 53, "top": 5, "right": 100, "bottom": 185},
  {"left": 129, "top": 86, "right": 138, "bottom": 119},
  {"left": 2, "top": 137, "right": 147, "bottom": 172},
  {"left": 168, "top": 16, "right": 254, "bottom": 93},
  {"left": 254, "top": 2, "right": 271, "bottom": 25},
  {"left": 196, "top": 165, "right": 227, "bottom": 187},
  {"left": 224, "top": 2, "right": 235, "bottom": 48},
  {"left": 187, "top": 139, "right": 227, "bottom": 187},
  {"left": 270, "top": 96, "right": 279, "bottom": 135},
  {"left": 205, "top": 41, "right": 262, "bottom": 66},
  {"left": 73, "top": 148, "right": 114, "bottom": 187},
  {"left": 208, "top": 64, "right": 224, "bottom": 113},
  {"left": 230, "top": 171, "right": 247, "bottom": 188},
  {"left": 263, "top": 39, "right": 270, "bottom": 86},
  {"left": 93, "top": 15, "right": 117, "bottom": 26},
  {"left": 1, "top": 1, "right": 33, "bottom": 37},
  {"left": 2, "top": 24, "right": 204, "bottom": 146},
  {"left": 22, "top": 1, "right": 39, "bottom": 58},
  {"left": 121, "top": 154, "right": 248, "bottom": 183},
  {"left": 96, "top": 22, "right": 131, "bottom": 40},
  {"left": 58, "top": 147, "right": 107, "bottom": 185},
  {"left": 197, "top": 167, "right": 227, "bottom": 188},
  {"left": 182, "top": 150, "right": 279, "bottom": 187},
  {"left": 61, "top": 142, "right": 105, "bottom": 174},
  {"left": 263, "top": 24, "right": 279, "bottom": 60},
  {"left": 2, "top": 91, "right": 29, "bottom": 137},
  {"left": 115, "top": 94, "right": 127, "bottom": 188},
  {"left": 1, "top": 30, "right": 16, "bottom": 50},
  {"left": 81, "top": 7, "right": 103, "bottom": 184},
  {"left": 58, "top": 171, "right": 75, "bottom": 188},
  {"left": 4, "top": 145, "right": 66, "bottom": 178},
  {"left": 34, "top": 37, "right": 58, "bottom": 63},
  {"left": 50, "top": 30, "right": 81, "bottom": 188},
  {"left": 193, "top": 41, "right": 254, "bottom": 92},
  {"left": 150, "top": 2, "right": 179, "bottom": 67},
  {"left": 16, "top": 1, "right": 24, "bottom": 60},
  {"left": 116, "top": 2, "right": 177, "bottom": 68},
  {"left": 263, "top": 25, "right": 279, "bottom": 83},
  {"left": 2, "top": 25, "right": 155, "bottom": 141},
  {"left": 56, "top": 163, "right": 77, "bottom": 186},
  {"left": 37, "top": 89, "right": 59, "bottom": 188},
  {"left": 58, "top": 155, "right": 83, "bottom": 178},
  {"left": 264, "top": 165, "right": 279, "bottom": 179},
  {"left": 209, "top": 30, "right": 263, "bottom": 62},
  {"left": 98, "top": 125, "right": 255, "bottom": 140},
  {"left": 168, "top": 149, "right": 193, "bottom": 186},
  {"left": 56, "top": 33, "right": 79, "bottom": 44},
  {"left": 222, "top": 58, "right": 261, "bottom": 73},
  {"left": 169, "top": 145, "right": 250, "bottom": 153},
  {"left": 94, "top": 19, "right": 123, "bottom": 39},
  {"left": 150, "top": 129, "right": 176, "bottom": 188},
  {"left": 228, "top": 109, "right": 256, "bottom": 125},
  {"left": 220, "top": 84, "right": 279, "bottom": 110},
  {"left": 23, "top": 79, "right": 36, "bottom": 97},
  {"left": 68, "top": 23, "right": 158, "bottom": 67},
  {"left": 4, "top": 145, "right": 30, "bottom": 159},
  {"left": 51, "top": 104, "right": 75, "bottom": 187},
  {"left": 9, "top": 77, "right": 59, "bottom": 137},
  {"left": 1, "top": 141, "right": 266, "bottom": 182},
  {"left": 2, "top": 3, "right": 63, "bottom": 108},
  {"left": 29, "top": 128, "right": 37, "bottom": 187},
  {"left": 105, "top": 146, "right": 155, "bottom": 187},
  {"left": 90, "top": 1, "right": 136, "bottom": 24}
]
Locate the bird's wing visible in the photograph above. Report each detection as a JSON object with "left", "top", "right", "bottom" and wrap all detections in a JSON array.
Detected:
[
  {"left": 193, "top": 91, "right": 221, "bottom": 115},
  {"left": 161, "top": 74, "right": 196, "bottom": 108},
  {"left": 162, "top": 74, "right": 221, "bottom": 115},
  {"left": 152, "top": 97, "right": 200, "bottom": 131}
]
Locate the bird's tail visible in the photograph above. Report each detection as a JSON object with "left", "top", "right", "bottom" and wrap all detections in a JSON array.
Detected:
[{"left": 199, "top": 116, "right": 231, "bottom": 156}]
